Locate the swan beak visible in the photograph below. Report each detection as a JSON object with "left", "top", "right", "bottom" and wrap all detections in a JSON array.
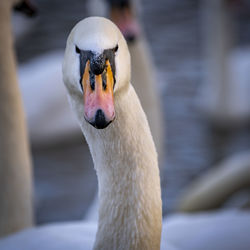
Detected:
[{"left": 82, "top": 60, "right": 115, "bottom": 129}]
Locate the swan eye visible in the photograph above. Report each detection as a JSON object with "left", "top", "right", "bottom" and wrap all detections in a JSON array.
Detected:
[
  {"left": 75, "top": 46, "right": 81, "bottom": 54},
  {"left": 114, "top": 45, "right": 118, "bottom": 53}
]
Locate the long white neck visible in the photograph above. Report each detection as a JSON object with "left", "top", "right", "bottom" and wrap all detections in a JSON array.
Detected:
[
  {"left": 72, "top": 84, "right": 162, "bottom": 249},
  {"left": 0, "top": 0, "right": 33, "bottom": 236}
]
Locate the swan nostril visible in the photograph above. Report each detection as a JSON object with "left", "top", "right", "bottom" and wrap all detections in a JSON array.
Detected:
[
  {"left": 102, "top": 71, "right": 107, "bottom": 90},
  {"left": 89, "top": 71, "right": 95, "bottom": 91}
]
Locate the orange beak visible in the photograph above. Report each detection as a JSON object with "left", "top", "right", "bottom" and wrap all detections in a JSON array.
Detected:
[{"left": 82, "top": 60, "right": 115, "bottom": 129}]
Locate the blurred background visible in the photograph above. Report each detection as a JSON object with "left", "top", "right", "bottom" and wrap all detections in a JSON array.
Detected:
[{"left": 11, "top": 0, "right": 250, "bottom": 226}]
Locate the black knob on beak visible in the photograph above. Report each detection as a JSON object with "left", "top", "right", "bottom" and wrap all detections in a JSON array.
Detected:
[
  {"left": 90, "top": 109, "right": 112, "bottom": 129},
  {"left": 90, "top": 54, "right": 105, "bottom": 75}
]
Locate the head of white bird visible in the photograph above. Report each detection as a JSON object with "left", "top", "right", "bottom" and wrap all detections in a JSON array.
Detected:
[{"left": 63, "top": 17, "right": 131, "bottom": 129}]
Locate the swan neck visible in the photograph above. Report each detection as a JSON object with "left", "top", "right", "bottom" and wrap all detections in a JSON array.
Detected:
[{"left": 82, "top": 86, "right": 162, "bottom": 250}]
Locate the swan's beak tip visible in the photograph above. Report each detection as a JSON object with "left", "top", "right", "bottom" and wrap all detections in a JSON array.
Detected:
[{"left": 86, "top": 109, "right": 115, "bottom": 129}]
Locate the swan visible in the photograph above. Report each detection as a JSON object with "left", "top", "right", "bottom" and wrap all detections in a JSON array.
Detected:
[
  {"left": 63, "top": 16, "right": 162, "bottom": 249},
  {"left": 0, "top": 0, "right": 33, "bottom": 237},
  {"left": 197, "top": 0, "right": 250, "bottom": 127},
  {"left": 177, "top": 151, "right": 250, "bottom": 212},
  {"left": 1, "top": 15, "right": 250, "bottom": 250},
  {"left": 12, "top": 1, "right": 36, "bottom": 43}
]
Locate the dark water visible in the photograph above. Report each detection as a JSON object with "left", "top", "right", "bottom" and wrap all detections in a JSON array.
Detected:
[{"left": 16, "top": 0, "right": 250, "bottom": 223}]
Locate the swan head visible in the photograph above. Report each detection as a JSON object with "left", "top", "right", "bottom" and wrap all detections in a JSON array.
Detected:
[{"left": 63, "top": 16, "right": 131, "bottom": 129}]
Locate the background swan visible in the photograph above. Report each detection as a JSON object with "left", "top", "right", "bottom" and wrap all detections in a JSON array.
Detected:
[
  {"left": 197, "top": 0, "right": 250, "bottom": 127},
  {"left": 178, "top": 151, "right": 250, "bottom": 212},
  {"left": 18, "top": 51, "right": 81, "bottom": 146},
  {"left": 0, "top": 0, "right": 33, "bottom": 236}
]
